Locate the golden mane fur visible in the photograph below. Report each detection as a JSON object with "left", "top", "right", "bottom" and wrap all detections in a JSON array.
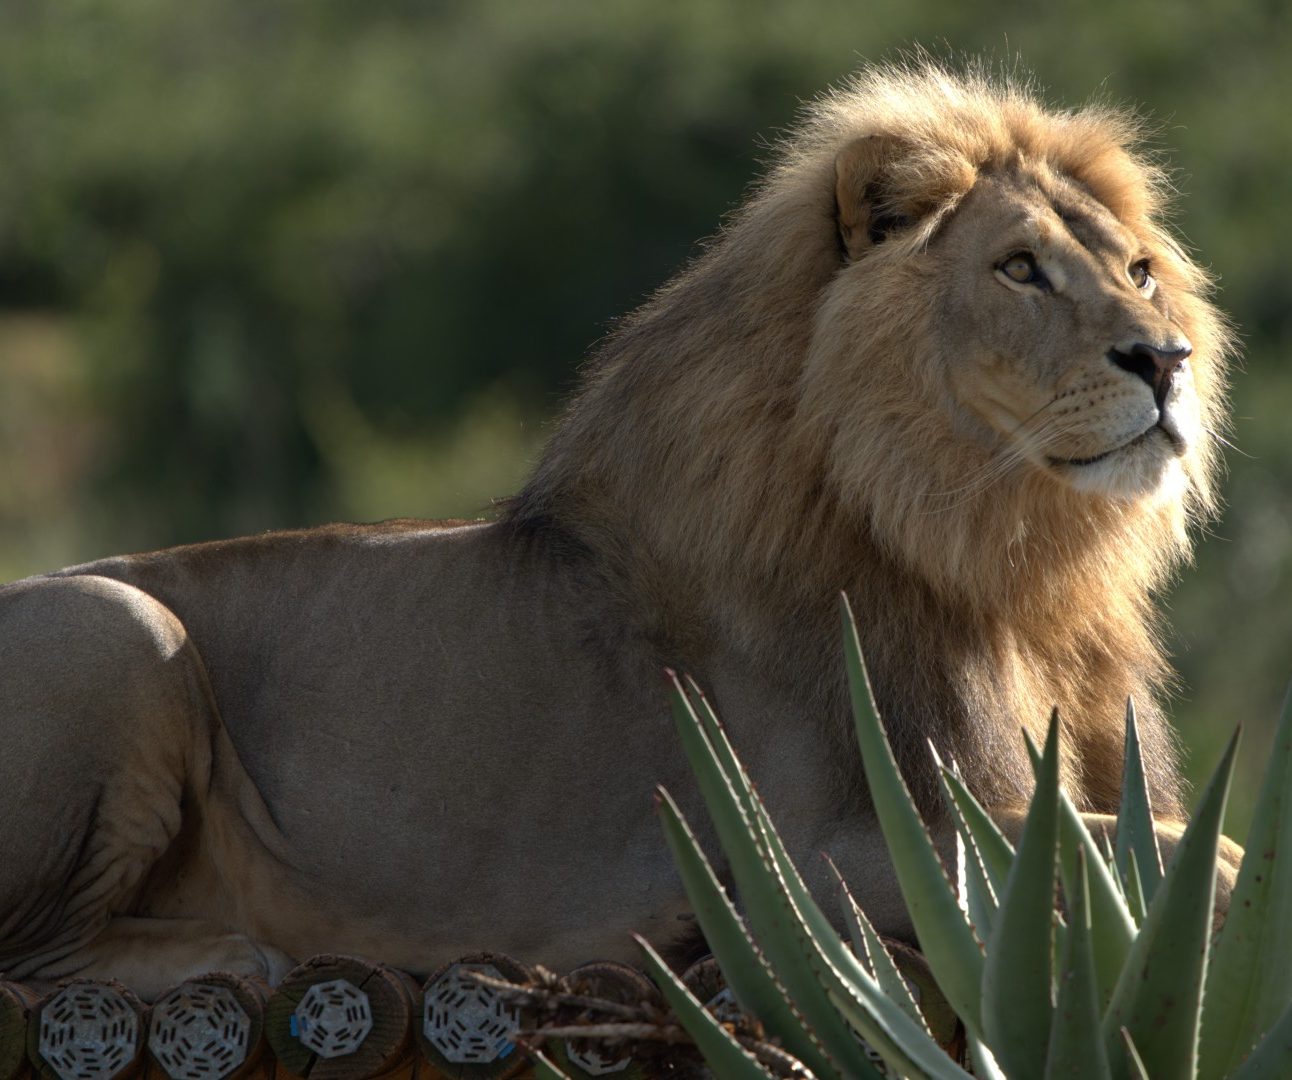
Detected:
[{"left": 511, "top": 60, "right": 1234, "bottom": 818}]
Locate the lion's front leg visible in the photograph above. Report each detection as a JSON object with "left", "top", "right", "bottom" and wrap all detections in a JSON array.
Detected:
[
  {"left": 1078, "top": 812, "right": 1243, "bottom": 924},
  {"left": 991, "top": 807, "right": 1244, "bottom": 922}
]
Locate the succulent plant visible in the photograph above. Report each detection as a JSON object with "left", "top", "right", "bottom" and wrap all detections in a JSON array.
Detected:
[{"left": 535, "top": 597, "right": 1292, "bottom": 1078}]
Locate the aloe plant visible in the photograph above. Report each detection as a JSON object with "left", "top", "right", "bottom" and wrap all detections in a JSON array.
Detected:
[{"left": 581, "top": 598, "right": 1292, "bottom": 1079}]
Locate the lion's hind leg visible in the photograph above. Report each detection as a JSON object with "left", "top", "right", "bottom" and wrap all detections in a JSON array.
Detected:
[{"left": 0, "top": 574, "right": 284, "bottom": 998}]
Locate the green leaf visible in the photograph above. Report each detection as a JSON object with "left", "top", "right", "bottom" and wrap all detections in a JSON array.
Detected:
[
  {"left": 1097, "top": 827, "right": 1125, "bottom": 897},
  {"left": 1023, "top": 734, "right": 1137, "bottom": 1008},
  {"left": 967, "top": 1031, "right": 1008, "bottom": 1080},
  {"left": 680, "top": 676, "right": 970, "bottom": 1079},
  {"left": 1102, "top": 729, "right": 1239, "bottom": 1080},
  {"left": 840, "top": 595, "right": 985, "bottom": 1038},
  {"left": 1123, "top": 849, "right": 1147, "bottom": 927},
  {"left": 1120, "top": 1030, "right": 1150, "bottom": 1080},
  {"left": 1201, "top": 691, "right": 1292, "bottom": 1077},
  {"left": 1052, "top": 791, "right": 1136, "bottom": 1009},
  {"left": 820, "top": 981, "right": 973, "bottom": 1080},
  {"left": 531, "top": 1050, "right": 577, "bottom": 1080},
  {"left": 666, "top": 678, "right": 880, "bottom": 1078},
  {"left": 933, "top": 751, "right": 1015, "bottom": 904},
  {"left": 983, "top": 710, "right": 1059, "bottom": 1078},
  {"left": 1230, "top": 998, "right": 1292, "bottom": 1080},
  {"left": 792, "top": 895, "right": 974, "bottom": 1080},
  {"left": 1044, "top": 849, "right": 1112, "bottom": 1079},
  {"left": 833, "top": 861, "right": 870, "bottom": 964},
  {"left": 655, "top": 785, "right": 838, "bottom": 1078},
  {"left": 683, "top": 676, "right": 854, "bottom": 963},
  {"left": 956, "top": 828, "right": 1000, "bottom": 943},
  {"left": 1115, "top": 698, "right": 1163, "bottom": 903},
  {"left": 684, "top": 675, "right": 845, "bottom": 942},
  {"left": 635, "top": 935, "right": 777, "bottom": 1080},
  {"left": 827, "top": 858, "right": 928, "bottom": 1034}
]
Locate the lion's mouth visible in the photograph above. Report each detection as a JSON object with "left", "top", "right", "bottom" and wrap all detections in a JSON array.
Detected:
[{"left": 1047, "top": 424, "right": 1172, "bottom": 468}]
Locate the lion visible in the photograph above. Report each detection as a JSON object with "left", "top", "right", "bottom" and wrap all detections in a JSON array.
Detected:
[{"left": 0, "top": 60, "right": 1236, "bottom": 999}]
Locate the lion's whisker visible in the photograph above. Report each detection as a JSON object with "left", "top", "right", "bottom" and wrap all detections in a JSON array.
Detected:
[
  {"left": 917, "top": 403, "right": 1084, "bottom": 513},
  {"left": 1204, "top": 426, "right": 1251, "bottom": 458}
]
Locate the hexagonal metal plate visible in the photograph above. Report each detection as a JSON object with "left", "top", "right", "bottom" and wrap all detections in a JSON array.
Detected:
[
  {"left": 291, "top": 979, "right": 372, "bottom": 1059},
  {"left": 565, "top": 1038, "right": 632, "bottom": 1075},
  {"left": 38, "top": 984, "right": 139, "bottom": 1080},
  {"left": 704, "top": 987, "right": 744, "bottom": 1026},
  {"left": 148, "top": 983, "right": 251, "bottom": 1080},
  {"left": 423, "top": 963, "right": 517, "bottom": 1064}
]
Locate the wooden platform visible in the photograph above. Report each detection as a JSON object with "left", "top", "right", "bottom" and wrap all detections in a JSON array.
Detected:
[{"left": 1, "top": 946, "right": 960, "bottom": 1079}]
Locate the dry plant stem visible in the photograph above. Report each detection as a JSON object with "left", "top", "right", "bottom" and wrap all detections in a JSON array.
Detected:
[
  {"left": 468, "top": 970, "right": 808, "bottom": 1077},
  {"left": 463, "top": 969, "right": 647, "bottom": 1018},
  {"left": 519, "top": 1025, "right": 808, "bottom": 1077}
]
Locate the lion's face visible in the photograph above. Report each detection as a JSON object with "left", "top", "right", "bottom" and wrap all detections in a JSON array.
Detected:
[{"left": 934, "top": 164, "right": 1202, "bottom": 502}]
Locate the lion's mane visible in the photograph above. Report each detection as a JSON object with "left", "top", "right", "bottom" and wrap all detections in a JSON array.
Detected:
[{"left": 508, "top": 60, "right": 1233, "bottom": 819}]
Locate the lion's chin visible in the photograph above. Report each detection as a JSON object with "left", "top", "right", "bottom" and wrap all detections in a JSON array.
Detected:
[{"left": 1050, "top": 430, "right": 1189, "bottom": 503}]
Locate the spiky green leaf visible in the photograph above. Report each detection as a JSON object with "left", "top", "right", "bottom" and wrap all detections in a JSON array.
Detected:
[
  {"left": 967, "top": 1032, "right": 1008, "bottom": 1080},
  {"left": 655, "top": 785, "right": 837, "bottom": 1078},
  {"left": 1115, "top": 699, "right": 1163, "bottom": 902},
  {"left": 1123, "top": 849, "right": 1147, "bottom": 927},
  {"left": 834, "top": 865, "right": 870, "bottom": 965},
  {"left": 1036, "top": 745, "right": 1136, "bottom": 1004},
  {"left": 1044, "top": 849, "right": 1112, "bottom": 1078},
  {"left": 1229, "top": 998, "right": 1292, "bottom": 1080},
  {"left": 1102, "top": 729, "right": 1239, "bottom": 1079},
  {"left": 1097, "top": 827, "right": 1124, "bottom": 896},
  {"left": 635, "top": 935, "right": 777, "bottom": 1080},
  {"left": 934, "top": 751, "right": 1015, "bottom": 904},
  {"left": 681, "top": 674, "right": 970, "bottom": 1079},
  {"left": 740, "top": 768, "right": 968, "bottom": 1077},
  {"left": 828, "top": 859, "right": 928, "bottom": 1034},
  {"left": 983, "top": 711, "right": 1059, "bottom": 1078},
  {"left": 956, "top": 828, "right": 1000, "bottom": 943},
  {"left": 1201, "top": 690, "right": 1292, "bottom": 1077},
  {"left": 840, "top": 595, "right": 985, "bottom": 1037},
  {"left": 820, "top": 980, "right": 974, "bottom": 1080},
  {"left": 1120, "top": 1030, "right": 1150, "bottom": 1080},
  {"left": 667, "top": 677, "right": 880, "bottom": 1077}
]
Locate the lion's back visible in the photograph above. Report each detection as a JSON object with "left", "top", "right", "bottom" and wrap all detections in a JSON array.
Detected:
[{"left": 53, "top": 521, "right": 675, "bottom": 866}]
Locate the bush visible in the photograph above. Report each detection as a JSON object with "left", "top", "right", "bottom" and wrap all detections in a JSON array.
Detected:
[{"left": 535, "top": 598, "right": 1292, "bottom": 1078}]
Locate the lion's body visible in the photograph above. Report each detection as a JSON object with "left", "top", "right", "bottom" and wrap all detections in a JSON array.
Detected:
[
  {"left": 1, "top": 522, "right": 897, "bottom": 992},
  {"left": 0, "top": 62, "right": 1234, "bottom": 996}
]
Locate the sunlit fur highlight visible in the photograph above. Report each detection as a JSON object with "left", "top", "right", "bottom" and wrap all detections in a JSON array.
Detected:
[{"left": 510, "top": 60, "right": 1234, "bottom": 819}]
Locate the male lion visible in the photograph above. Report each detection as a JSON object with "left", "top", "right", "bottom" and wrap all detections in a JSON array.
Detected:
[{"left": 0, "top": 62, "right": 1235, "bottom": 998}]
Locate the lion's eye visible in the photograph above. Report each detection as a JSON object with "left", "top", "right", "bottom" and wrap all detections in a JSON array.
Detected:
[
  {"left": 1129, "top": 259, "right": 1153, "bottom": 290},
  {"left": 999, "top": 252, "right": 1047, "bottom": 288}
]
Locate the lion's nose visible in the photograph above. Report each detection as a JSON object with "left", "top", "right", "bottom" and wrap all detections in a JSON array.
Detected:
[{"left": 1108, "top": 339, "right": 1192, "bottom": 409}]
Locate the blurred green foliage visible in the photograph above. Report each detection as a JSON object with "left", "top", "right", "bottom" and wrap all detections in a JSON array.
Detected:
[{"left": 0, "top": 0, "right": 1288, "bottom": 826}]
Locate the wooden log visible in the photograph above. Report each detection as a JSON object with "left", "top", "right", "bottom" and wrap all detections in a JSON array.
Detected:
[
  {"left": 145, "top": 973, "right": 267, "bottom": 1080},
  {"left": 265, "top": 956, "right": 417, "bottom": 1080},
  {"left": 27, "top": 980, "right": 144, "bottom": 1080},
  {"left": 0, "top": 982, "right": 40, "bottom": 1080},
  {"left": 417, "top": 954, "right": 532, "bottom": 1080},
  {"left": 678, "top": 956, "right": 741, "bottom": 1024},
  {"left": 551, "top": 963, "right": 657, "bottom": 1080}
]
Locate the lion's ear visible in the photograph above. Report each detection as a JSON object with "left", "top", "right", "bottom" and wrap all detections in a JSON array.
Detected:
[{"left": 834, "top": 134, "right": 921, "bottom": 259}]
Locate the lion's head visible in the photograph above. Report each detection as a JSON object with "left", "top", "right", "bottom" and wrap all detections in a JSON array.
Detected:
[
  {"left": 834, "top": 133, "right": 1210, "bottom": 504},
  {"left": 798, "top": 66, "right": 1231, "bottom": 605},
  {"left": 513, "top": 60, "right": 1233, "bottom": 814}
]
